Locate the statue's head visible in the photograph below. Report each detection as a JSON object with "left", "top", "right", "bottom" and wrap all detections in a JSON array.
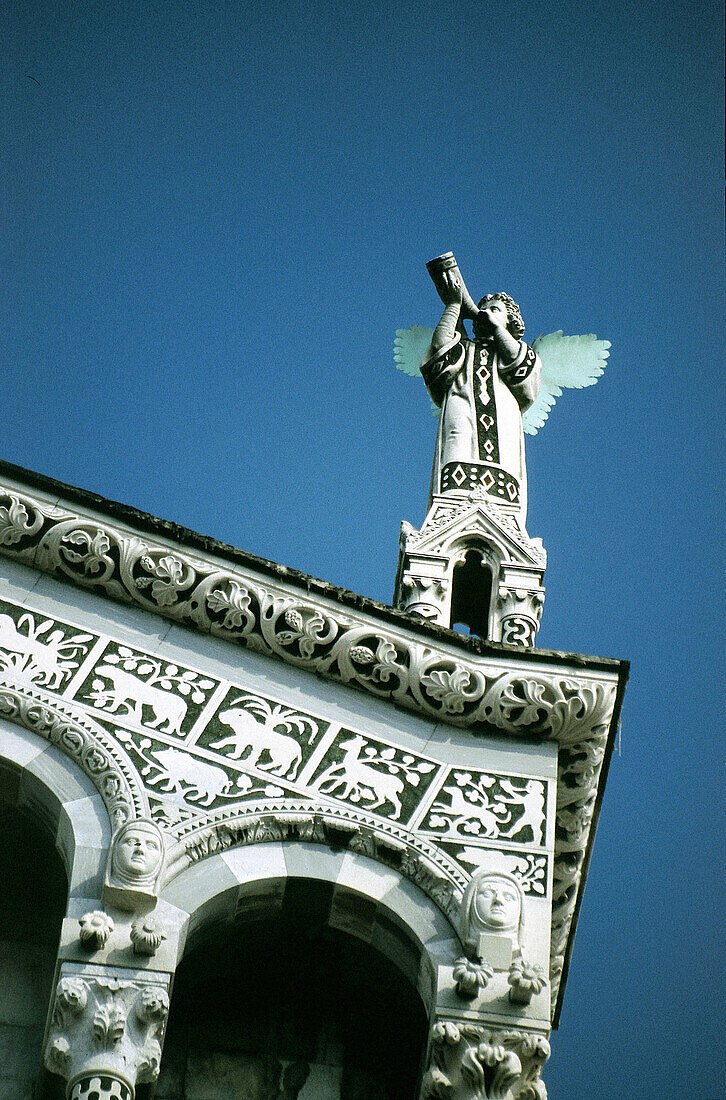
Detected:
[
  {"left": 474, "top": 293, "right": 525, "bottom": 340},
  {"left": 461, "top": 870, "right": 525, "bottom": 953},
  {"left": 108, "top": 818, "right": 165, "bottom": 890}
]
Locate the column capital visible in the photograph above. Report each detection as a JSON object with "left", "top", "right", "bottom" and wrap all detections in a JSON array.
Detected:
[
  {"left": 44, "top": 962, "right": 171, "bottom": 1098},
  {"left": 420, "top": 1015, "right": 550, "bottom": 1100}
]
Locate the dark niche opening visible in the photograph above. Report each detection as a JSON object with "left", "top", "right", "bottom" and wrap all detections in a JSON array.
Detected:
[
  {"left": 450, "top": 548, "right": 492, "bottom": 638},
  {"left": 0, "top": 802, "right": 68, "bottom": 1100},
  {"left": 157, "top": 877, "right": 429, "bottom": 1100}
]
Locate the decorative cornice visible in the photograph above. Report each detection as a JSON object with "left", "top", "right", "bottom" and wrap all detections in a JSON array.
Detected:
[
  {"left": 0, "top": 474, "right": 628, "bottom": 1022},
  {"left": 0, "top": 482, "right": 621, "bottom": 720},
  {"left": 0, "top": 466, "right": 622, "bottom": 670}
]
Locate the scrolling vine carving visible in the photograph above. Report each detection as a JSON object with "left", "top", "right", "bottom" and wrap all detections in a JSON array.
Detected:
[{"left": 0, "top": 484, "right": 621, "bottom": 1016}]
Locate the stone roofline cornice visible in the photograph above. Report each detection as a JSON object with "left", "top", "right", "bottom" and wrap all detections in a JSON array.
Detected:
[
  {"left": 0, "top": 460, "right": 628, "bottom": 1025},
  {"left": 0, "top": 459, "right": 627, "bottom": 678}
]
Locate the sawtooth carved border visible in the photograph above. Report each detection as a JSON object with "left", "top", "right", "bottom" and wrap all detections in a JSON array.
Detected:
[
  {"left": 165, "top": 797, "right": 470, "bottom": 924},
  {"left": 0, "top": 484, "right": 622, "bottom": 1017}
]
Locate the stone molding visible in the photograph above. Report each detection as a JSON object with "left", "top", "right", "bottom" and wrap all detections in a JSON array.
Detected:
[
  {"left": 0, "top": 682, "right": 145, "bottom": 827},
  {"left": 400, "top": 496, "right": 547, "bottom": 567},
  {"left": 166, "top": 798, "right": 466, "bottom": 922},
  {"left": 44, "top": 963, "right": 171, "bottom": 1096},
  {"left": 420, "top": 1017, "right": 550, "bottom": 1100},
  {"left": 0, "top": 479, "right": 626, "bottom": 1019}
]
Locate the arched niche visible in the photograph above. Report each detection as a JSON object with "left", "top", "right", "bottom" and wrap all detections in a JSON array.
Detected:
[
  {"left": 0, "top": 726, "right": 66, "bottom": 1097},
  {"left": 0, "top": 717, "right": 112, "bottom": 901},
  {"left": 0, "top": 719, "right": 113, "bottom": 1098},
  {"left": 158, "top": 843, "right": 459, "bottom": 1099},
  {"left": 449, "top": 539, "right": 500, "bottom": 638}
]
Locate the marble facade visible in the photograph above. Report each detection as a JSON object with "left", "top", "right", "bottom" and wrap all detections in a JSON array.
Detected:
[{"left": 0, "top": 463, "right": 627, "bottom": 1098}]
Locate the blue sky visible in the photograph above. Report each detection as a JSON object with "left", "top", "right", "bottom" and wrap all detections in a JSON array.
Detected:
[{"left": 3, "top": 1, "right": 724, "bottom": 1095}]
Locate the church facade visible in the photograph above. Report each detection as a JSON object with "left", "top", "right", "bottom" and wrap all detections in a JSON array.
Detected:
[{"left": 0, "top": 459, "right": 627, "bottom": 1099}]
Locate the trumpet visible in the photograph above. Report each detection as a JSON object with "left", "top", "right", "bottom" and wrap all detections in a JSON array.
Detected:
[{"left": 426, "top": 252, "right": 480, "bottom": 320}]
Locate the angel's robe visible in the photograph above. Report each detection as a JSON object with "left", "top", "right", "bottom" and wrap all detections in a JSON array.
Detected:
[{"left": 421, "top": 331, "right": 541, "bottom": 523}]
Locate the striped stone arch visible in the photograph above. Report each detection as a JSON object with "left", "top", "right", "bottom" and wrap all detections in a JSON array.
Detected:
[
  {"left": 0, "top": 715, "right": 112, "bottom": 899},
  {"left": 0, "top": 684, "right": 146, "bottom": 828},
  {"left": 160, "top": 841, "right": 460, "bottom": 1016}
]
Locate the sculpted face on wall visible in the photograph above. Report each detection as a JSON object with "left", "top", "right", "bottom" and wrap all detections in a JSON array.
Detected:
[
  {"left": 473, "top": 873, "right": 522, "bottom": 932},
  {"left": 461, "top": 870, "right": 525, "bottom": 961},
  {"left": 104, "top": 818, "right": 165, "bottom": 911}
]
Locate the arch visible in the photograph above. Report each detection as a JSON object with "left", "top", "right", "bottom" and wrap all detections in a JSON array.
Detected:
[
  {"left": 446, "top": 533, "right": 504, "bottom": 638},
  {"left": 161, "top": 841, "right": 460, "bottom": 1016},
  {"left": 450, "top": 547, "right": 494, "bottom": 636},
  {"left": 0, "top": 683, "right": 147, "bottom": 828},
  {"left": 0, "top": 799, "right": 68, "bottom": 1099},
  {"left": 0, "top": 716, "right": 112, "bottom": 899}
]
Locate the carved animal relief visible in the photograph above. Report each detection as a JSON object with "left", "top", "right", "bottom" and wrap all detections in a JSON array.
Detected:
[{"left": 0, "top": 479, "right": 622, "bottom": 1023}]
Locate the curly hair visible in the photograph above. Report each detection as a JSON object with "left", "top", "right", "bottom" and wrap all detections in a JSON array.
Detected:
[{"left": 475, "top": 293, "right": 525, "bottom": 340}]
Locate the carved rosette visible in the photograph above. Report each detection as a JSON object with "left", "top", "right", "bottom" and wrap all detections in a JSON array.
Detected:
[
  {"left": 0, "top": 483, "right": 624, "bottom": 1020},
  {"left": 453, "top": 956, "right": 493, "bottom": 999},
  {"left": 44, "top": 966, "right": 171, "bottom": 1097},
  {"left": 78, "top": 911, "right": 115, "bottom": 951},
  {"left": 130, "top": 914, "right": 167, "bottom": 956},
  {"left": 508, "top": 961, "right": 547, "bottom": 1006},
  {"left": 420, "top": 1018, "right": 550, "bottom": 1100}
]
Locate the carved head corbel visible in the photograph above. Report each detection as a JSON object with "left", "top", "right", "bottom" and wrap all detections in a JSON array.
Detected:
[
  {"left": 103, "top": 817, "right": 165, "bottom": 913},
  {"left": 460, "top": 869, "right": 525, "bottom": 969}
]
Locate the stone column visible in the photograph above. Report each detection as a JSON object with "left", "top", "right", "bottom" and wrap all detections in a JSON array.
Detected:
[
  {"left": 418, "top": 1015, "right": 550, "bottom": 1100},
  {"left": 43, "top": 962, "right": 171, "bottom": 1099},
  {"left": 494, "top": 582, "right": 545, "bottom": 647},
  {"left": 397, "top": 569, "right": 450, "bottom": 622}
]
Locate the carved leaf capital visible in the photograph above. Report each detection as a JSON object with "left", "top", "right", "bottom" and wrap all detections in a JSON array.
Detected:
[{"left": 45, "top": 968, "right": 171, "bottom": 1086}]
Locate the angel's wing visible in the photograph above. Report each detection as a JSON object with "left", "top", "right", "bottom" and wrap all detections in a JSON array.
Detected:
[
  {"left": 523, "top": 331, "right": 610, "bottom": 436},
  {"left": 394, "top": 325, "right": 435, "bottom": 376}
]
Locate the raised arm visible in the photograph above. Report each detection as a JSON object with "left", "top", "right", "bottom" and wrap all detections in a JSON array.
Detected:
[
  {"left": 420, "top": 271, "right": 467, "bottom": 406},
  {"left": 478, "top": 298, "right": 521, "bottom": 365},
  {"left": 430, "top": 271, "right": 465, "bottom": 354}
]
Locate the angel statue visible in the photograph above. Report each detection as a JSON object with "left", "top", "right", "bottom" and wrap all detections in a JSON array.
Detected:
[{"left": 395, "top": 253, "right": 610, "bottom": 526}]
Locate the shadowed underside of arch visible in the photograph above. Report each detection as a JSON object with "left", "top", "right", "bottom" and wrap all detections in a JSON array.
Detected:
[
  {"left": 155, "top": 844, "right": 457, "bottom": 1098},
  {"left": 161, "top": 841, "right": 460, "bottom": 1015},
  {"left": 158, "top": 872, "right": 433, "bottom": 1099}
]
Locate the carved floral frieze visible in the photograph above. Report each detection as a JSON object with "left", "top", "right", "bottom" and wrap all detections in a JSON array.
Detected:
[
  {"left": 0, "top": 483, "right": 623, "bottom": 1017},
  {"left": 0, "top": 487, "right": 613, "bottom": 741}
]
